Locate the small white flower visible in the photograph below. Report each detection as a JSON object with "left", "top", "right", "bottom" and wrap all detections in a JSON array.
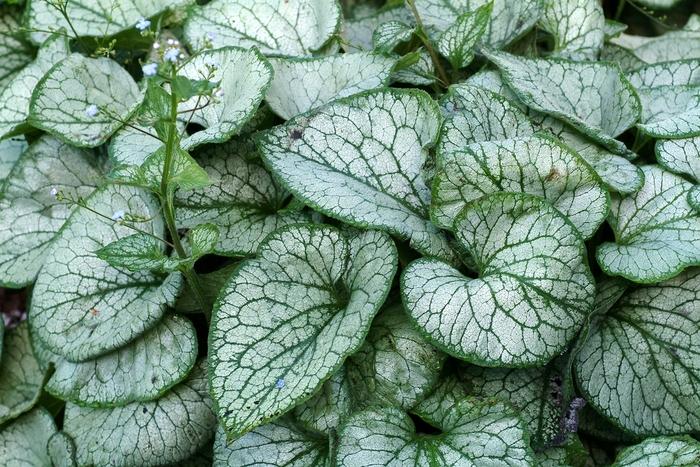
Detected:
[
  {"left": 275, "top": 378, "right": 285, "bottom": 389},
  {"left": 166, "top": 38, "right": 179, "bottom": 46},
  {"left": 49, "top": 187, "right": 59, "bottom": 198},
  {"left": 85, "top": 104, "right": 99, "bottom": 117},
  {"left": 111, "top": 210, "right": 125, "bottom": 221},
  {"left": 152, "top": 42, "right": 160, "bottom": 49},
  {"left": 179, "top": 53, "right": 186, "bottom": 60},
  {"left": 142, "top": 62, "right": 158, "bottom": 77},
  {"left": 214, "top": 88, "right": 224, "bottom": 98},
  {"left": 135, "top": 17, "right": 151, "bottom": 31},
  {"left": 164, "top": 47, "right": 180, "bottom": 62}
]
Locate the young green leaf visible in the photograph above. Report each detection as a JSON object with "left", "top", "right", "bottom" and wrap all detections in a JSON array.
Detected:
[
  {"left": 96, "top": 234, "right": 176, "bottom": 273},
  {"left": 29, "top": 54, "right": 143, "bottom": 148},
  {"left": 0, "top": 136, "right": 101, "bottom": 287},
  {"left": 0, "top": 323, "right": 45, "bottom": 425},
  {"left": 346, "top": 305, "right": 446, "bottom": 411},
  {"left": 35, "top": 315, "right": 197, "bottom": 408},
  {"left": 372, "top": 20, "right": 415, "bottom": 52},
  {"left": 213, "top": 419, "right": 329, "bottom": 466},
  {"left": 539, "top": 0, "right": 605, "bottom": 60},
  {"left": 184, "top": 0, "right": 341, "bottom": 56},
  {"left": 187, "top": 223, "right": 219, "bottom": 261},
  {"left": 177, "top": 47, "right": 273, "bottom": 150},
  {"left": 210, "top": 225, "right": 397, "bottom": 439},
  {"left": 174, "top": 138, "right": 310, "bottom": 257},
  {"left": 63, "top": 361, "right": 216, "bottom": 466},
  {"left": 437, "top": 84, "right": 535, "bottom": 156},
  {"left": 25, "top": 0, "right": 189, "bottom": 44},
  {"left": 392, "top": 49, "right": 436, "bottom": 86},
  {"left": 637, "top": 85, "right": 700, "bottom": 138},
  {"left": 30, "top": 184, "right": 182, "bottom": 362},
  {"left": 432, "top": 134, "right": 609, "bottom": 239},
  {"left": 257, "top": 89, "right": 455, "bottom": 261},
  {"left": 596, "top": 166, "right": 700, "bottom": 283},
  {"left": 402, "top": 193, "right": 595, "bottom": 367},
  {"left": 336, "top": 399, "right": 534, "bottom": 466},
  {"left": 435, "top": 3, "right": 491, "bottom": 70},
  {"left": 265, "top": 53, "right": 397, "bottom": 120},
  {"left": 576, "top": 268, "right": 700, "bottom": 435},
  {"left": 0, "top": 408, "right": 56, "bottom": 466},
  {"left": 485, "top": 51, "right": 641, "bottom": 156},
  {"left": 414, "top": 0, "right": 542, "bottom": 49},
  {"left": 612, "top": 436, "right": 700, "bottom": 466},
  {"left": 138, "top": 145, "right": 210, "bottom": 193},
  {"left": 0, "top": 33, "right": 69, "bottom": 140}
]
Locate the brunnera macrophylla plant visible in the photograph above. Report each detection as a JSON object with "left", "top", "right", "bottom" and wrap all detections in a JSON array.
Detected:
[{"left": 2, "top": 0, "right": 700, "bottom": 465}]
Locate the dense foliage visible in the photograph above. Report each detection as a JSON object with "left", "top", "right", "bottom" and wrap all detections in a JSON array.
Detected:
[{"left": 1, "top": 0, "right": 700, "bottom": 466}]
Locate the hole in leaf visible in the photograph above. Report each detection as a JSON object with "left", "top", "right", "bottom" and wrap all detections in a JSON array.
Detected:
[{"left": 410, "top": 413, "right": 443, "bottom": 436}]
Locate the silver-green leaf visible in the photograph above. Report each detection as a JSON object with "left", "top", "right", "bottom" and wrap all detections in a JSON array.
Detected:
[
  {"left": 0, "top": 136, "right": 101, "bottom": 287},
  {"left": 0, "top": 408, "right": 56, "bottom": 467},
  {"left": 30, "top": 184, "right": 182, "bottom": 362},
  {"left": 210, "top": 224, "right": 397, "bottom": 439},
  {"left": 63, "top": 360, "right": 216, "bottom": 467},
  {"left": 485, "top": 51, "right": 641, "bottom": 156},
  {"left": 257, "top": 89, "right": 454, "bottom": 261},
  {"left": 265, "top": 53, "right": 396, "bottom": 120},
  {"left": 576, "top": 268, "right": 700, "bottom": 435},
  {"left": 29, "top": 54, "right": 142, "bottom": 148},
  {"left": 402, "top": 193, "right": 595, "bottom": 366},
  {"left": 336, "top": 399, "right": 534, "bottom": 466},
  {"left": 596, "top": 165, "right": 700, "bottom": 283},
  {"left": 184, "top": 0, "right": 341, "bottom": 56},
  {"left": 612, "top": 436, "right": 700, "bottom": 467},
  {"left": 432, "top": 134, "right": 609, "bottom": 239}
]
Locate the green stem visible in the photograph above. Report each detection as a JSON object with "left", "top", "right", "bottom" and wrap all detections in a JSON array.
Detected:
[
  {"left": 615, "top": 0, "right": 626, "bottom": 21},
  {"left": 405, "top": 0, "right": 450, "bottom": 87},
  {"left": 160, "top": 67, "right": 212, "bottom": 319}
]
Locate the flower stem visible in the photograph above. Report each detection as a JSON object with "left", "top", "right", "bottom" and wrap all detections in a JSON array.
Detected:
[{"left": 160, "top": 67, "right": 211, "bottom": 319}]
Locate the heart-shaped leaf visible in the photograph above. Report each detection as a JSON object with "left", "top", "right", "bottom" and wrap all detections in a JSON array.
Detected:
[
  {"left": 210, "top": 224, "right": 397, "bottom": 439},
  {"left": 612, "top": 436, "right": 700, "bottom": 466},
  {"left": 575, "top": 268, "right": 700, "bottom": 435},
  {"left": 0, "top": 136, "right": 101, "bottom": 287},
  {"left": 63, "top": 360, "right": 216, "bottom": 466},
  {"left": 257, "top": 89, "right": 454, "bottom": 261},
  {"left": 402, "top": 192, "right": 595, "bottom": 366},
  {"left": 0, "top": 323, "right": 45, "bottom": 424},
  {"left": 0, "top": 33, "right": 69, "bottom": 140},
  {"left": 485, "top": 51, "right": 641, "bottom": 156},
  {"left": 30, "top": 184, "right": 182, "bottom": 361},
  {"left": 596, "top": 165, "right": 700, "bottom": 283},
  {"left": 29, "top": 54, "right": 142, "bottom": 148},
  {"left": 432, "top": 134, "right": 609, "bottom": 239},
  {"left": 184, "top": 0, "right": 341, "bottom": 56},
  {"left": 265, "top": 53, "right": 396, "bottom": 120},
  {"left": 336, "top": 399, "right": 534, "bottom": 466},
  {"left": 177, "top": 47, "right": 273, "bottom": 150},
  {"left": 35, "top": 315, "right": 197, "bottom": 407},
  {"left": 174, "top": 137, "right": 310, "bottom": 257},
  {"left": 213, "top": 420, "right": 329, "bottom": 466}
]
